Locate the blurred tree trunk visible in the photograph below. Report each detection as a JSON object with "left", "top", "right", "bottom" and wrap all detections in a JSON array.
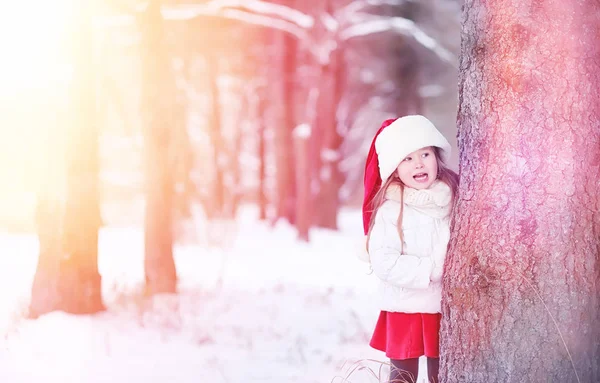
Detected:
[
  {"left": 282, "top": 28, "right": 298, "bottom": 225},
  {"left": 270, "top": 23, "right": 296, "bottom": 226},
  {"left": 139, "top": 0, "right": 177, "bottom": 295},
  {"left": 298, "top": 0, "right": 346, "bottom": 230},
  {"left": 227, "top": 47, "right": 248, "bottom": 219},
  {"left": 294, "top": 61, "right": 319, "bottom": 241},
  {"left": 230, "top": 113, "right": 243, "bottom": 218},
  {"left": 206, "top": 53, "right": 226, "bottom": 219},
  {"left": 171, "top": 84, "right": 194, "bottom": 223},
  {"left": 256, "top": 84, "right": 268, "bottom": 220},
  {"left": 313, "top": 47, "right": 345, "bottom": 229},
  {"left": 288, "top": 0, "right": 319, "bottom": 239},
  {"left": 395, "top": 44, "right": 422, "bottom": 116},
  {"left": 30, "top": 2, "right": 104, "bottom": 318},
  {"left": 390, "top": 2, "right": 423, "bottom": 117},
  {"left": 441, "top": 1, "right": 600, "bottom": 382},
  {"left": 294, "top": 125, "right": 311, "bottom": 242}
]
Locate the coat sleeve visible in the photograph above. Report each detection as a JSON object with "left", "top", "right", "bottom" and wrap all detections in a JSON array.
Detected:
[{"left": 368, "top": 201, "right": 433, "bottom": 289}]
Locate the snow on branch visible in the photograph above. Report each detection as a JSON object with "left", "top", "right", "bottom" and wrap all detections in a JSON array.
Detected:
[
  {"left": 335, "top": 0, "right": 407, "bottom": 23},
  {"left": 213, "top": 9, "right": 332, "bottom": 63},
  {"left": 95, "top": 1, "right": 453, "bottom": 68},
  {"left": 94, "top": 0, "right": 318, "bottom": 53},
  {"left": 365, "top": 0, "right": 407, "bottom": 4},
  {"left": 320, "top": 12, "right": 339, "bottom": 33},
  {"left": 220, "top": 9, "right": 309, "bottom": 41},
  {"left": 201, "top": 0, "right": 314, "bottom": 28},
  {"left": 339, "top": 15, "right": 457, "bottom": 67},
  {"left": 96, "top": 0, "right": 313, "bottom": 29},
  {"left": 321, "top": 148, "right": 340, "bottom": 162},
  {"left": 293, "top": 123, "right": 312, "bottom": 139}
]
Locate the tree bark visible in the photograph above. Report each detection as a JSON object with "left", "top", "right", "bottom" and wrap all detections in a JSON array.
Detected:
[
  {"left": 270, "top": 24, "right": 296, "bottom": 225},
  {"left": 294, "top": 127, "right": 311, "bottom": 242},
  {"left": 206, "top": 53, "right": 226, "bottom": 219},
  {"left": 314, "top": 48, "right": 345, "bottom": 229},
  {"left": 441, "top": 1, "right": 600, "bottom": 382},
  {"left": 30, "top": 2, "right": 104, "bottom": 318},
  {"left": 282, "top": 30, "right": 298, "bottom": 224},
  {"left": 257, "top": 85, "right": 268, "bottom": 220},
  {"left": 140, "top": 0, "right": 177, "bottom": 295}
]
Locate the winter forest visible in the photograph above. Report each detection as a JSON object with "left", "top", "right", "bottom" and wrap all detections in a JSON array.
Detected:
[{"left": 1, "top": 0, "right": 599, "bottom": 383}]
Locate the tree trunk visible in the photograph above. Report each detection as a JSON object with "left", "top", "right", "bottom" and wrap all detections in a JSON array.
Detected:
[
  {"left": 293, "top": 126, "right": 311, "bottom": 242},
  {"left": 257, "top": 85, "right": 268, "bottom": 220},
  {"left": 394, "top": 44, "right": 422, "bottom": 116},
  {"left": 206, "top": 53, "right": 226, "bottom": 219},
  {"left": 441, "top": 1, "right": 600, "bottom": 382},
  {"left": 270, "top": 26, "right": 296, "bottom": 225},
  {"left": 314, "top": 48, "right": 345, "bottom": 229},
  {"left": 140, "top": 0, "right": 177, "bottom": 295},
  {"left": 30, "top": 2, "right": 104, "bottom": 318}
]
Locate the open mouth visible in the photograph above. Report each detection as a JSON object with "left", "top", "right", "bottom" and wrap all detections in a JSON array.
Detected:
[{"left": 413, "top": 172, "right": 429, "bottom": 183}]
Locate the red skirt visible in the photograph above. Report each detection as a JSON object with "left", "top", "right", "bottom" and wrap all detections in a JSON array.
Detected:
[{"left": 369, "top": 311, "right": 441, "bottom": 360}]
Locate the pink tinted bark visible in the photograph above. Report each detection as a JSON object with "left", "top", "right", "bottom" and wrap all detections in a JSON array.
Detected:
[{"left": 441, "top": 1, "right": 600, "bottom": 382}]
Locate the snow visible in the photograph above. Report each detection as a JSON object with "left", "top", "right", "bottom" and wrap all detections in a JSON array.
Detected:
[
  {"left": 321, "top": 148, "right": 340, "bottom": 162},
  {"left": 95, "top": 1, "right": 314, "bottom": 31},
  {"left": 94, "top": 1, "right": 455, "bottom": 71},
  {"left": 220, "top": 9, "right": 308, "bottom": 41},
  {"left": 335, "top": 0, "right": 407, "bottom": 24},
  {"left": 419, "top": 84, "right": 445, "bottom": 98},
  {"left": 201, "top": 0, "right": 314, "bottom": 28},
  {"left": 0, "top": 206, "right": 430, "bottom": 382},
  {"left": 293, "top": 123, "right": 312, "bottom": 139},
  {"left": 339, "top": 15, "right": 457, "bottom": 67},
  {"left": 320, "top": 12, "right": 339, "bottom": 33},
  {"left": 360, "top": 68, "right": 376, "bottom": 84},
  {"left": 321, "top": 166, "right": 332, "bottom": 181}
]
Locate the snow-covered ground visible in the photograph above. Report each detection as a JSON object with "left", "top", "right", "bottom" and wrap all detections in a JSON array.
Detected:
[{"left": 0, "top": 206, "right": 428, "bottom": 383}]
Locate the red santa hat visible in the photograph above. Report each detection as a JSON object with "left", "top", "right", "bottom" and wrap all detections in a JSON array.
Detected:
[
  {"left": 362, "top": 118, "right": 396, "bottom": 235},
  {"left": 362, "top": 115, "right": 451, "bottom": 235}
]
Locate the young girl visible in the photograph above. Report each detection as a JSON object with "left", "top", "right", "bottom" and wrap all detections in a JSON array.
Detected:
[{"left": 361, "top": 115, "right": 458, "bottom": 383}]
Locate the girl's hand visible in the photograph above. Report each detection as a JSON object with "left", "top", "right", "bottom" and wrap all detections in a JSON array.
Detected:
[{"left": 431, "top": 261, "right": 444, "bottom": 282}]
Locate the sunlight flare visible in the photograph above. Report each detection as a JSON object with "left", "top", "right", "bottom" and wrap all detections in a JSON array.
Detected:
[{"left": 0, "top": 1, "right": 75, "bottom": 96}]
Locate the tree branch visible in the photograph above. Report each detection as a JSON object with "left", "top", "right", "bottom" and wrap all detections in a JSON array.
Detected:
[{"left": 339, "top": 14, "right": 458, "bottom": 68}]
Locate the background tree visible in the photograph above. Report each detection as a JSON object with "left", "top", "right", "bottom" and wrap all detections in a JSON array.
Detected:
[
  {"left": 268, "top": 8, "right": 298, "bottom": 227},
  {"left": 310, "top": 0, "right": 346, "bottom": 230},
  {"left": 29, "top": 2, "right": 104, "bottom": 317},
  {"left": 441, "top": 1, "right": 600, "bottom": 382},
  {"left": 139, "top": 0, "right": 178, "bottom": 295}
]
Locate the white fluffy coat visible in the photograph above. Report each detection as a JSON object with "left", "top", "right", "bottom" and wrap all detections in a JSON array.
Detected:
[{"left": 367, "top": 181, "right": 451, "bottom": 314}]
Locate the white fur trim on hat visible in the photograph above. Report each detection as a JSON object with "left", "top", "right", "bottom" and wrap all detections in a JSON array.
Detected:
[{"left": 374, "top": 115, "right": 451, "bottom": 182}]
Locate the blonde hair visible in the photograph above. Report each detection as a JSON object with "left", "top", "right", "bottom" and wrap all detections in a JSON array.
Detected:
[{"left": 365, "top": 147, "right": 458, "bottom": 253}]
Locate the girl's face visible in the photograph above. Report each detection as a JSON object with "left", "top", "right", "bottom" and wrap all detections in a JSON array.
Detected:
[{"left": 396, "top": 146, "right": 438, "bottom": 190}]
